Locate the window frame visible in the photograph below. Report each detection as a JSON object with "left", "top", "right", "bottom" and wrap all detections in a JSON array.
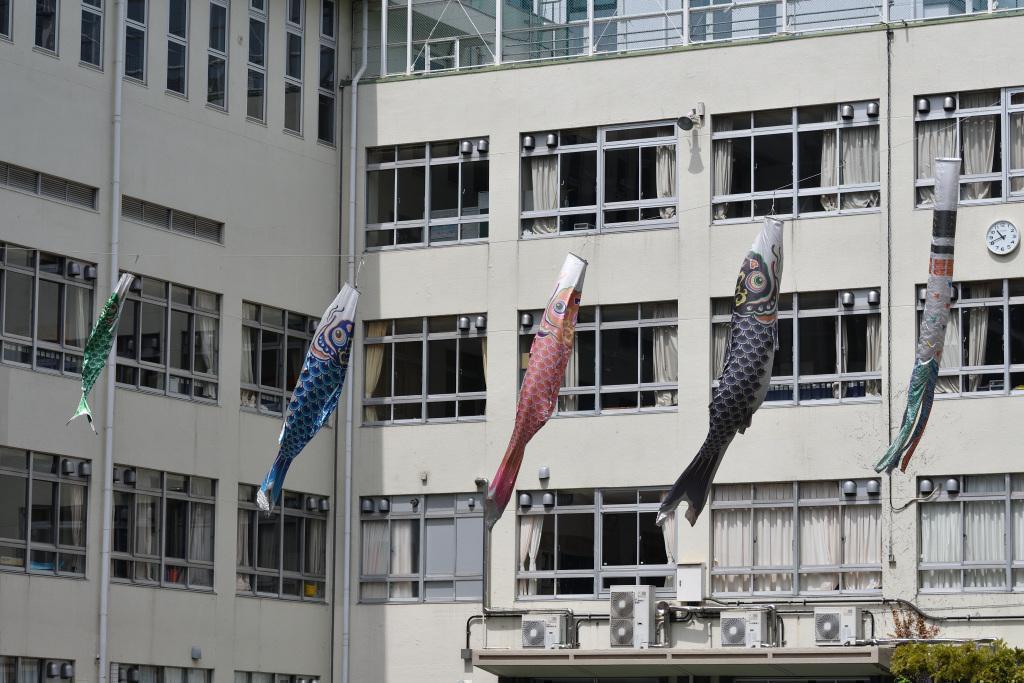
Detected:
[
  {"left": 518, "top": 301, "right": 679, "bottom": 416},
  {"left": 1, "top": 0, "right": 11, "bottom": 40},
  {"left": 914, "top": 87, "right": 1024, "bottom": 207},
  {"left": 358, "top": 493, "right": 484, "bottom": 604},
  {"left": 165, "top": 0, "right": 188, "bottom": 95},
  {"left": 124, "top": 0, "right": 148, "bottom": 82},
  {"left": 917, "top": 473, "right": 1024, "bottom": 594},
  {"left": 240, "top": 301, "right": 314, "bottom": 416},
  {"left": 0, "top": 243, "right": 97, "bottom": 378},
  {"left": 236, "top": 484, "right": 330, "bottom": 602},
  {"left": 284, "top": 0, "right": 304, "bottom": 135},
  {"left": 364, "top": 139, "right": 491, "bottom": 250},
  {"left": 34, "top": 0, "right": 60, "bottom": 53},
  {"left": 2, "top": 658, "right": 77, "bottom": 683},
  {"left": 515, "top": 487, "right": 677, "bottom": 601},
  {"left": 114, "top": 664, "right": 212, "bottom": 683},
  {"left": 920, "top": 278, "right": 1024, "bottom": 397},
  {"left": 207, "top": 0, "right": 229, "bottom": 108},
  {"left": 317, "top": 0, "right": 336, "bottom": 144},
  {"left": 362, "top": 314, "right": 488, "bottom": 425},
  {"left": 519, "top": 121, "right": 679, "bottom": 238},
  {"left": 710, "top": 102, "right": 882, "bottom": 223},
  {"left": 0, "top": 448, "right": 90, "bottom": 578},
  {"left": 110, "top": 467, "right": 217, "bottom": 591},
  {"left": 246, "top": 0, "right": 268, "bottom": 122},
  {"left": 80, "top": 0, "right": 104, "bottom": 68},
  {"left": 114, "top": 274, "right": 221, "bottom": 402},
  {"left": 712, "top": 289, "right": 883, "bottom": 406},
  {"left": 709, "top": 480, "right": 883, "bottom": 598}
]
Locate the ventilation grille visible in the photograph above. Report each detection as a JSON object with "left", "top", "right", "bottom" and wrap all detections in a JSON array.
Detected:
[
  {"left": 610, "top": 591, "right": 635, "bottom": 620},
  {"left": 521, "top": 619, "right": 547, "bottom": 648},
  {"left": 0, "top": 161, "right": 97, "bottom": 209},
  {"left": 815, "top": 612, "right": 842, "bottom": 642},
  {"left": 122, "top": 195, "right": 224, "bottom": 244},
  {"left": 609, "top": 618, "right": 634, "bottom": 647},
  {"left": 720, "top": 616, "right": 748, "bottom": 646}
]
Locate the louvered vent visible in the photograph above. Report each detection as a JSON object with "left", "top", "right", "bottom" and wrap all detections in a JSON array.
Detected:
[
  {"left": 610, "top": 591, "right": 635, "bottom": 620},
  {"left": 143, "top": 203, "right": 171, "bottom": 228},
  {"left": 609, "top": 618, "right": 634, "bottom": 647},
  {"left": 0, "top": 162, "right": 8, "bottom": 184},
  {"left": 67, "top": 182, "right": 97, "bottom": 209},
  {"left": 720, "top": 616, "right": 748, "bottom": 647},
  {"left": 122, "top": 195, "right": 224, "bottom": 244},
  {"left": 8, "top": 165, "right": 38, "bottom": 192},
  {"left": 122, "top": 196, "right": 144, "bottom": 221},
  {"left": 172, "top": 211, "right": 197, "bottom": 235},
  {"left": 195, "top": 217, "right": 223, "bottom": 243},
  {"left": 521, "top": 619, "right": 547, "bottom": 648},
  {"left": 1, "top": 161, "right": 98, "bottom": 210},
  {"left": 40, "top": 174, "right": 68, "bottom": 201},
  {"left": 815, "top": 611, "right": 842, "bottom": 643}
]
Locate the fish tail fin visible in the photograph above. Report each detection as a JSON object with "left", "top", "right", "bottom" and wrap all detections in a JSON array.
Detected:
[
  {"left": 875, "top": 361, "right": 938, "bottom": 473},
  {"left": 485, "top": 441, "right": 527, "bottom": 531},
  {"left": 257, "top": 454, "right": 293, "bottom": 512},
  {"left": 67, "top": 396, "right": 97, "bottom": 433},
  {"left": 658, "top": 433, "right": 730, "bottom": 528}
]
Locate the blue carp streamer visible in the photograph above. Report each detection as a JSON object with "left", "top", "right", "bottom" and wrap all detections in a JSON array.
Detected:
[{"left": 257, "top": 284, "right": 359, "bottom": 511}]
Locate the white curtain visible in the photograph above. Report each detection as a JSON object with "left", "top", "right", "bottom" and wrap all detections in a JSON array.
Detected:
[
  {"left": 656, "top": 145, "right": 677, "bottom": 218},
  {"left": 753, "top": 484, "right": 793, "bottom": 592},
  {"left": 561, "top": 340, "right": 579, "bottom": 412},
  {"left": 305, "top": 518, "right": 327, "bottom": 576},
  {"left": 916, "top": 119, "right": 958, "bottom": 205},
  {"left": 194, "top": 316, "right": 217, "bottom": 375},
  {"left": 840, "top": 126, "right": 881, "bottom": 209},
  {"left": 937, "top": 307, "right": 962, "bottom": 393},
  {"left": 1011, "top": 112, "right": 1024, "bottom": 195},
  {"left": 1014, "top": 501, "right": 1024, "bottom": 589},
  {"left": 653, "top": 303, "right": 678, "bottom": 406},
  {"left": 189, "top": 503, "right": 214, "bottom": 562},
  {"left": 363, "top": 321, "right": 389, "bottom": 421},
  {"left": 819, "top": 129, "right": 839, "bottom": 211},
  {"left": 920, "top": 503, "right": 962, "bottom": 589},
  {"left": 527, "top": 156, "right": 558, "bottom": 234},
  {"left": 236, "top": 509, "right": 252, "bottom": 591},
  {"left": 960, "top": 92, "right": 999, "bottom": 200},
  {"left": 162, "top": 669, "right": 182, "bottom": 683},
  {"left": 712, "top": 508, "right": 751, "bottom": 593},
  {"left": 136, "top": 495, "right": 159, "bottom": 555},
  {"left": 800, "top": 504, "right": 839, "bottom": 591},
  {"left": 865, "top": 314, "right": 881, "bottom": 396},
  {"left": 517, "top": 515, "right": 545, "bottom": 596},
  {"left": 967, "top": 287, "right": 991, "bottom": 391},
  {"left": 390, "top": 519, "right": 416, "bottom": 598},
  {"left": 711, "top": 299, "right": 732, "bottom": 380},
  {"left": 712, "top": 137, "right": 733, "bottom": 220},
  {"left": 17, "top": 660, "right": 37, "bottom": 683},
  {"left": 234, "top": 673, "right": 248, "bottom": 683},
  {"left": 186, "top": 670, "right": 207, "bottom": 683},
  {"left": 844, "top": 505, "right": 882, "bottom": 591},
  {"left": 241, "top": 327, "right": 257, "bottom": 385},
  {"left": 60, "top": 483, "right": 86, "bottom": 547},
  {"left": 65, "top": 286, "right": 92, "bottom": 348},
  {"left": 360, "top": 520, "right": 388, "bottom": 599},
  {"left": 964, "top": 475, "right": 1005, "bottom": 589}
]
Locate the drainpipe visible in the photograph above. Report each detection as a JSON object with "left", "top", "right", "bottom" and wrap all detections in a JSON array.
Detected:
[
  {"left": 341, "top": 3, "right": 368, "bottom": 682},
  {"left": 98, "top": 0, "right": 127, "bottom": 681}
]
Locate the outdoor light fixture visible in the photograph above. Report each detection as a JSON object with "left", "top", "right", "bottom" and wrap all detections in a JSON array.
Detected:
[
  {"left": 410, "top": 497, "right": 419, "bottom": 509},
  {"left": 867, "top": 102, "right": 880, "bottom": 117},
  {"left": 460, "top": 140, "right": 473, "bottom": 155},
  {"left": 945, "top": 478, "right": 960, "bottom": 494},
  {"left": 545, "top": 133, "right": 558, "bottom": 147},
  {"left": 867, "top": 289, "right": 880, "bottom": 305},
  {"left": 867, "top": 480, "right": 881, "bottom": 495},
  {"left": 457, "top": 316, "right": 471, "bottom": 331},
  {"left": 477, "top": 139, "right": 489, "bottom": 153},
  {"left": 917, "top": 98, "right": 931, "bottom": 114},
  {"left": 841, "top": 104, "right": 855, "bottom": 119},
  {"left": 842, "top": 480, "right": 858, "bottom": 496},
  {"left": 378, "top": 498, "right": 390, "bottom": 513},
  {"left": 308, "top": 319, "right": 318, "bottom": 334},
  {"left": 520, "top": 313, "right": 534, "bottom": 328},
  {"left": 841, "top": 291, "right": 855, "bottom": 307},
  {"left": 943, "top": 96, "right": 956, "bottom": 111},
  {"left": 475, "top": 315, "right": 487, "bottom": 330},
  {"left": 677, "top": 102, "right": 705, "bottom": 131},
  {"left": 522, "top": 135, "right": 535, "bottom": 150},
  {"left": 538, "top": 466, "right": 550, "bottom": 480},
  {"left": 519, "top": 493, "right": 533, "bottom": 507},
  {"left": 919, "top": 478, "right": 934, "bottom": 496},
  {"left": 542, "top": 492, "right": 555, "bottom": 507},
  {"left": 360, "top": 499, "right": 373, "bottom": 513}
]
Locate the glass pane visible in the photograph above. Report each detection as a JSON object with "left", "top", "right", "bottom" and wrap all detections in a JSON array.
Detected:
[
  {"left": 140, "top": 303, "right": 165, "bottom": 364},
  {"left": 165, "top": 498, "right": 188, "bottom": 559},
  {"left": 461, "top": 160, "right": 488, "bottom": 216},
  {"left": 393, "top": 341, "right": 423, "bottom": 395},
  {"left": 125, "top": 26, "right": 146, "bottom": 80},
  {"left": 135, "top": 495, "right": 161, "bottom": 556},
  {"left": 602, "top": 511, "right": 636, "bottom": 566},
  {"left": 604, "top": 148, "right": 639, "bottom": 203},
  {"left": 249, "top": 18, "right": 266, "bottom": 64},
  {"left": 557, "top": 513, "right": 594, "bottom": 570},
  {"left": 37, "top": 279, "right": 61, "bottom": 344},
  {"left": 112, "top": 491, "right": 131, "bottom": 552},
  {"left": 367, "top": 170, "right": 395, "bottom": 224},
  {"left": 318, "top": 94, "right": 335, "bottom": 144},
  {"left": 397, "top": 167, "right": 426, "bottom": 221},
  {"left": 4, "top": 272, "right": 33, "bottom": 337},
  {"left": 287, "top": 32, "right": 303, "bottom": 78},
  {"left": 170, "top": 310, "right": 190, "bottom": 370},
  {"left": 753, "top": 133, "right": 793, "bottom": 192},
  {"left": 59, "top": 483, "right": 87, "bottom": 547},
  {"left": 190, "top": 502, "right": 214, "bottom": 561},
  {"left": 30, "top": 480, "right": 56, "bottom": 544},
  {"left": 261, "top": 330, "right": 282, "bottom": 388},
  {"left": 284, "top": 83, "right": 302, "bottom": 132},
  {"left": 81, "top": 8, "right": 103, "bottom": 64},
  {"left": 167, "top": 42, "right": 187, "bottom": 94},
  {"left": 319, "top": 45, "right": 335, "bottom": 90},
  {"left": 283, "top": 515, "right": 300, "bottom": 571},
  {"left": 207, "top": 57, "right": 226, "bottom": 107},
  {"left": 459, "top": 337, "right": 485, "bottom": 393},
  {"left": 0, "top": 474, "right": 26, "bottom": 541},
  {"left": 257, "top": 514, "right": 279, "bottom": 569},
  {"left": 799, "top": 316, "right": 837, "bottom": 375},
  {"left": 601, "top": 327, "right": 639, "bottom": 386},
  {"left": 430, "top": 163, "right": 459, "bottom": 219},
  {"left": 127, "top": 0, "right": 145, "bottom": 22},
  {"left": 391, "top": 519, "right": 419, "bottom": 574},
  {"left": 169, "top": 0, "right": 188, "bottom": 37}
]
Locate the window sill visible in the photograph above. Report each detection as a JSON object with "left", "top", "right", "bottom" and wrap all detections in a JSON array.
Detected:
[
  {"left": 116, "top": 383, "right": 221, "bottom": 407},
  {"left": 78, "top": 60, "right": 104, "bottom": 73},
  {"left": 0, "top": 565, "right": 88, "bottom": 581},
  {"left": 552, "top": 406, "right": 678, "bottom": 418},
  {"left": 245, "top": 116, "right": 268, "bottom": 127},
  {"left": 283, "top": 128, "right": 304, "bottom": 139},
  {"left": 165, "top": 89, "right": 189, "bottom": 101},
  {"left": 712, "top": 208, "right": 881, "bottom": 226},
  {"left": 206, "top": 103, "right": 229, "bottom": 115},
  {"left": 935, "top": 390, "right": 1024, "bottom": 400},
  {"left": 761, "top": 397, "right": 883, "bottom": 408},
  {"left": 31, "top": 46, "right": 60, "bottom": 59},
  {"left": 123, "top": 75, "right": 148, "bottom": 87},
  {"left": 110, "top": 579, "right": 215, "bottom": 594},
  {"left": 364, "top": 238, "right": 489, "bottom": 253},
  {"left": 519, "top": 223, "right": 677, "bottom": 240},
  {"left": 361, "top": 416, "right": 487, "bottom": 428},
  {"left": 236, "top": 592, "right": 329, "bottom": 605}
]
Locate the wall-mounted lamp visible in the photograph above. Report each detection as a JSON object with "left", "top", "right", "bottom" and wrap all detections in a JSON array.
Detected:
[
  {"left": 867, "top": 102, "right": 880, "bottom": 118},
  {"left": 841, "top": 291, "right": 855, "bottom": 307},
  {"left": 477, "top": 139, "right": 489, "bottom": 153},
  {"left": 866, "top": 479, "right": 881, "bottom": 496},
  {"left": 520, "top": 313, "right": 534, "bottom": 328},
  {"left": 360, "top": 499, "right": 374, "bottom": 513},
  {"left": 842, "top": 480, "right": 858, "bottom": 496},
  {"left": 840, "top": 104, "right": 855, "bottom": 120},
  {"left": 60, "top": 664, "right": 74, "bottom": 680},
  {"left": 945, "top": 478, "right": 960, "bottom": 494},
  {"left": 542, "top": 492, "right": 555, "bottom": 507},
  {"left": 457, "top": 316, "right": 471, "bottom": 331},
  {"left": 85, "top": 265, "right": 98, "bottom": 281},
  {"left": 919, "top": 478, "right": 935, "bottom": 496},
  {"left": 190, "top": 646, "right": 202, "bottom": 661},
  {"left": 677, "top": 102, "right": 705, "bottom": 131},
  {"left": 545, "top": 133, "right": 558, "bottom": 147},
  {"left": 916, "top": 98, "right": 931, "bottom": 114},
  {"left": 943, "top": 96, "right": 956, "bottom": 111},
  {"left": 319, "top": 498, "right": 330, "bottom": 513},
  {"left": 519, "top": 493, "right": 533, "bottom": 508},
  {"left": 66, "top": 261, "right": 82, "bottom": 277},
  {"left": 522, "top": 135, "right": 535, "bottom": 150},
  {"left": 538, "top": 466, "right": 550, "bottom": 480},
  {"left": 378, "top": 498, "right": 390, "bottom": 513},
  {"left": 475, "top": 315, "right": 487, "bottom": 330},
  {"left": 867, "top": 289, "right": 880, "bottom": 306},
  {"left": 460, "top": 140, "right": 473, "bottom": 155}
]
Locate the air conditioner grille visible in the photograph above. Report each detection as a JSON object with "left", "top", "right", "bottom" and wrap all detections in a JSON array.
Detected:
[
  {"left": 815, "top": 612, "right": 842, "bottom": 642},
  {"left": 721, "top": 616, "right": 748, "bottom": 646},
  {"left": 521, "top": 620, "right": 546, "bottom": 648},
  {"left": 610, "top": 591, "right": 635, "bottom": 619},
  {"left": 610, "top": 618, "right": 634, "bottom": 646}
]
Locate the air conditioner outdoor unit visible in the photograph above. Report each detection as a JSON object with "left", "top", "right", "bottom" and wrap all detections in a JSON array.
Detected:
[
  {"left": 609, "top": 585, "right": 655, "bottom": 648},
  {"left": 719, "top": 609, "right": 772, "bottom": 648},
  {"left": 814, "top": 606, "right": 862, "bottom": 645},
  {"left": 521, "top": 614, "right": 569, "bottom": 649}
]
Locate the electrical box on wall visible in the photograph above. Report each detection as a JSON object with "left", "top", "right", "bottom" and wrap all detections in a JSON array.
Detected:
[{"left": 675, "top": 563, "right": 705, "bottom": 603}]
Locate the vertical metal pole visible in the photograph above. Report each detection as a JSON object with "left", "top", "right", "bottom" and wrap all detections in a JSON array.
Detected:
[
  {"left": 587, "top": 0, "right": 595, "bottom": 54},
  {"left": 406, "top": 0, "right": 413, "bottom": 73},
  {"left": 495, "top": 0, "right": 503, "bottom": 64},
  {"left": 682, "top": 0, "right": 690, "bottom": 43}
]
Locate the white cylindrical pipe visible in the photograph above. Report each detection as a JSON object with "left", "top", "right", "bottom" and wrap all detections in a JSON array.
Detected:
[{"left": 98, "top": 0, "right": 127, "bottom": 682}]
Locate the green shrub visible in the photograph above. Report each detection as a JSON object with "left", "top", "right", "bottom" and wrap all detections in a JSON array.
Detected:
[{"left": 890, "top": 641, "right": 1024, "bottom": 682}]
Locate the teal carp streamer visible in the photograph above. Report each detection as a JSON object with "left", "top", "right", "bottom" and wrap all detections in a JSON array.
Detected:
[{"left": 67, "top": 273, "right": 135, "bottom": 432}]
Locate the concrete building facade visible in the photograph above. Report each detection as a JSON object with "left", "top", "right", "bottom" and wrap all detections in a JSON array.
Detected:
[{"left": 2, "top": 0, "right": 1024, "bottom": 680}]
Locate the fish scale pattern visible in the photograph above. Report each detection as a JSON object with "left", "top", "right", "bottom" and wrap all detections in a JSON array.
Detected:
[{"left": 281, "top": 360, "right": 346, "bottom": 459}]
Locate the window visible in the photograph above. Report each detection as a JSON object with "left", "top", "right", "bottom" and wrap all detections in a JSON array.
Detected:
[
  {"left": 0, "top": 447, "right": 89, "bottom": 577},
  {"left": 166, "top": 0, "right": 188, "bottom": 94},
  {"left": 520, "top": 123, "right": 677, "bottom": 236},
  {"left": 518, "top": 301, "right": 678, "bottom": 415},
  {"left": 237, "top": 484, "right": 329, "bottom": 600},
  {"left": 359, "top": 493, "right": 483, "bottom": 602},
  {"left": 240, "top": 301, "right": 314, "bottom": 415},
  {"left": 1, "top": 658, "right": 76, "bottom": 683},
  {"left": 247, "top": 0, "right": 267, "bottom": 121},
  {"left": 915, "top": 87, "right": 1024, "bottom": 205},
  {"left": 111, "top": 467, "right": 215, "bottom": 589},
  {"left": 81, "top": 0, "right": 103, "bottom": 67},
  {"left": 710, "top": 480, "right": 882, "bottom": 596},
  {"left": 365, "top": 139, "right": 490, "bottom": 249},
  {"left": 711, "top": 102, "right": 881, "bottom": 221},
  {"left": 923, "top": 278, "right": 1024, "bottom": 396},
  {"left": 712, "top": 289, "right": 882, "bottom": 405},
  {"left": 125, "top": 0, "right": 147, "bottom": 81},
  {"left": 363, "top": 315, "right": 486, "bottom": 424},
  {"left": 207, "top": 0, "right": 228, "bottom": 107},
  {"left": 917, "top": 473, "right": 1024, "bottom": 592},
  {"left": 114, "top": 665, "right": 211, "bottom": 683},
  {"left": 317, "top": 0, "right": 336, "bottom": 144},
  {"left": 235, "top": 673, "right": 319, "bottom": 683},
  {"left": 122, "top": 195, "right": 224, "bottom": 243},
  {"left": 35, "top": 0, "right": 59, "bottom": 52},
  {"left": 515, "top": 487, "right": 675, "bottom": 599},
  {"left": 115, "top": 275, "right": 220, "bottom": 401},
  {"left": 284, "top": 0, "right": 303, "bottom": 133},
  {"left": 1, "top": 0, "right": 10, "bottom": 39},
  {"left": 0, "top": 243, "right": 96, "bottom": 376},
  {"left": 0, "top": 161, "right": 99, "bottom": 209}
]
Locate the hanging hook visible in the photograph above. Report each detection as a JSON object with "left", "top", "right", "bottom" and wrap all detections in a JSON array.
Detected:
[{"left": 354, "top": 255, "right": 366, "bottom": 288}]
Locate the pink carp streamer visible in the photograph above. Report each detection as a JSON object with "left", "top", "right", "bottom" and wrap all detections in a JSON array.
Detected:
[{"left": 484, "top": 254, "right": 587, "bottom": 530}]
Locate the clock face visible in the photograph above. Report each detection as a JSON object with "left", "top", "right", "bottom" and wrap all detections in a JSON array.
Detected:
[{"left": 986, "top": 220, "right": 1020, "bottom": 256}]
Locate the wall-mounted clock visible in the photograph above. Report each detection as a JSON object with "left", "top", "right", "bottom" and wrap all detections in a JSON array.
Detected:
[{"left": 986, "top": 220, "right": 1020, "bottom": 256}]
